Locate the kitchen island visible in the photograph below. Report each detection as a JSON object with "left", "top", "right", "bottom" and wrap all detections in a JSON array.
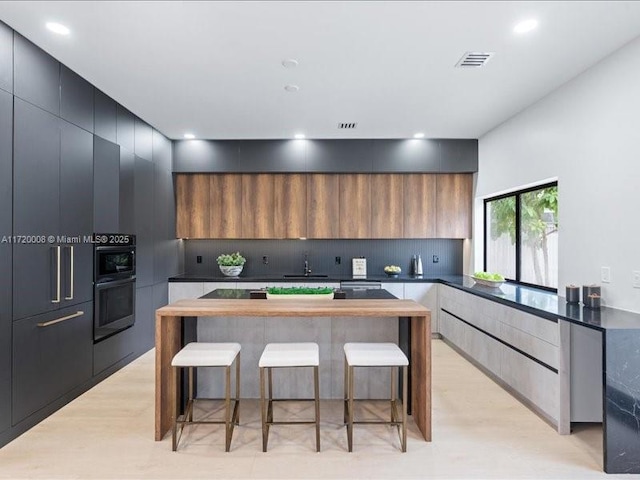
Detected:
[{"left": 155, "top": 290, "right": 432, "bottom": 442}]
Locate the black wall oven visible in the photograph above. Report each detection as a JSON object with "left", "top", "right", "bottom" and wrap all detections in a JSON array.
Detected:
[{"left": 93, "top": 234, "right": 136, "bottom": 343}]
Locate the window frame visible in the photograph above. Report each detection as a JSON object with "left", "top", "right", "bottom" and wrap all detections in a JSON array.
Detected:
[{"left": 483, "top": 181, "right": 558, "bottom": 292}]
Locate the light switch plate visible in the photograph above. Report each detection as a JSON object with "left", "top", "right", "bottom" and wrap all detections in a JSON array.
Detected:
[{"left": 601, "top": 266, "right": 611, "bottom": 283}]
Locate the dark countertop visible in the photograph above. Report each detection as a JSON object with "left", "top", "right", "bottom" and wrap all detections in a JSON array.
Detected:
[
  {"left": 200, "top": 288, "right": 398, "bottom": 300},
  {"left": 172, "top": 273, "right": 640, "bottom": 331}
]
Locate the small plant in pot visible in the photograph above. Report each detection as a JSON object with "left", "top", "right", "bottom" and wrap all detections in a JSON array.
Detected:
[{"left": 216, "top": 252, "right": 246, "bottom": 277}]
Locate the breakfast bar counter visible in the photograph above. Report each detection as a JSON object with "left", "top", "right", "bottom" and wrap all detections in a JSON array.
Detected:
[{"left": 155, "top": 294, "right": 432, "bottom": 442}]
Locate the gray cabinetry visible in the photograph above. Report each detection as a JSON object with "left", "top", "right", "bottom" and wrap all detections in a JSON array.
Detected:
[
  {"left": 13, "top": 100, "right": 94, "bottom": 320},
  {"left": 13, "top": 99, "right": 60, "bottom": 320},
  {"left": 135, "top": 157, "right": 154, "bottom": 287},
  {"left": 439, "top": 139, "right": 478, "bottom": 172},
  {"left": 93, "top": 136, "right": 120, "bottom": 233},
  {"left": 306, "top": 140, "right": 373, "bottom": 172},
  {"left": 134, "top": 117, "right": 153, "bottom": 161},
  {"left": 94, "top": 89, "right": 117, "bottom": 143},
  {"left": 119, "top": 149, "right": 135, "bottom": 234},
  {"left": 60, "top": 65, "right": 94, "bottom": 132},
  {"left": 172, "top": 140, "right": 239, "bottom": 173},
  {"left": 372, "top": 139, "right": 439, "bottom": 172},
  {"left": 60, "top": 121, "right": 94, "bottom": 306},
  {"left": 13, "top": 34, "right": 59, "bottom": 115},
  {"left": 116, "top": 105, "right": 135, "bottom": 152},
  {"left": 0, "top": 89, "right": 12, "bottom": 434},
  {"left": 0, "top": 21, "right": 12, "bottom": 93},
  {"left": 239, "top": 140, "right": 307, "bottom": 172},
  {"left": 12, "top": 302, "right": 93, "bottom": 424}
]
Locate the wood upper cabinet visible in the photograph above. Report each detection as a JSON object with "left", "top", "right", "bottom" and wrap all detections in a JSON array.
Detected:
[
  {"left": 176, "top": 174, "right": 210, "bottom": 238},
  {"left": 209, "top": 174, "right": 242, "bottom": 238},
  {"left": 274, "top": 174, "right": 306, "bottom": 238},
  {"left": 174, "top": 172, "right": 473, "bottom": 239},
  {"left": 371, "top": 174, "right": 404, "bottom": 238},
  {"left": 241, "top": 174, "right": 274, "bottom": 238},
  {"left": 403, "top": 174, "right": 436, "bottom": 238},
  {"left": 339, "top": 174, "right": 371, "bottom": 238},
  {"left": 307, "top": 174, "right": 340, "bottom": 238},
  {"left": 436, "top": 173, "right": 473, "bottom": 238}
]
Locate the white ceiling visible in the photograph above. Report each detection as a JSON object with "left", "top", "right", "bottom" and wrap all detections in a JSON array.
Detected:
[{"left": 1, "top": 1, "right": 640, "bottom": 140}]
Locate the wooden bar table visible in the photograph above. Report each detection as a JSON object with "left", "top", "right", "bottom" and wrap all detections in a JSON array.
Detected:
[{"left": 155, "top": 297, "right": 432, "bottom": 442}]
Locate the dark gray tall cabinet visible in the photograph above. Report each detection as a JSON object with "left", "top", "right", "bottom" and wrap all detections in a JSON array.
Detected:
[
  {"left": 93, "top": 136, "right": 120, "bottom": 232},
  {"left": 0, "top": 89, "right": 13, "bottom": 435}
]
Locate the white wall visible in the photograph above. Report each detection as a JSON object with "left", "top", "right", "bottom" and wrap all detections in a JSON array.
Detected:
[{"left": 475, "top": 34, "right": 640, "bottom": 313}]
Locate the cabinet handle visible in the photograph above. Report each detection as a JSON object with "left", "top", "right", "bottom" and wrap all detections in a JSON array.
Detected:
[
  {"left": 52, "top": 246, "right": 61, "bottom": 304},
  {"left": 37, "top": 310, "right": 84, "bottom": 328},
  {"left": 64, "top": 246, "right": 74, "bottom": 300}
]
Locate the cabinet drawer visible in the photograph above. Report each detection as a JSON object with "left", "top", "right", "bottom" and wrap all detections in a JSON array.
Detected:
[{"left": 12, "top": 302, "right": 93, "bottom": 424}]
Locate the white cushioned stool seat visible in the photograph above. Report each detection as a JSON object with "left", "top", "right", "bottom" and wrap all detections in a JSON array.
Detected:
[
  {"left": 344, "top": 342, "right": 408, "bottom": 367},
  {"left": 259, "top": 342, "right": 319, "bottom": 368},
  {"left": 171, "top": 342, "right": 241, "bottom": 367}
]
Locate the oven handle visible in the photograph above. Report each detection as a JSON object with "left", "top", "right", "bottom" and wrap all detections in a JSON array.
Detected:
[
  {"left": 38, "top": 310, "right": 84, "bottom": 328},
  {"left": 95, "top": 277, "right": 136, "bottom": 289}
]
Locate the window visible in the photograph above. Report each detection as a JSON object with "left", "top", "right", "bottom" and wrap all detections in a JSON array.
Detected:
[{"left": 484, "top": 183, "right": 558, "bottom": 290}]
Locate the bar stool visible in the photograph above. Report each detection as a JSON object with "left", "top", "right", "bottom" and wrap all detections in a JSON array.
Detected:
[
  {"left": 171, "top": 342, "right": 241, "bottom": 452},
  {"left": 258, "top": 343, "right": 320, "bottom": 452},
  {"left": 343, "top": 342, "right": 408, "bottom": 452}
]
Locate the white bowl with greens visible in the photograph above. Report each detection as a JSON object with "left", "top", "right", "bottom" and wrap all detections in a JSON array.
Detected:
[
  {"left": 471, "top": 271, "right": 505, "bottom": 288},
  {"left": 217, "top": 252, "right": 246, "bottom": 277}
]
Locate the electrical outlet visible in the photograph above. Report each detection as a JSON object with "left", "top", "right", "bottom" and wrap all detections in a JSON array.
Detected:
[
  {"left": 262, "top": 255, "right": 269, "bottom": 265},
  {"left": 633, "top": 271, "right": 640, "bottom": 289},
  {"left": 335, "top": 256, "right": 341, "bottom": 265},
  {"left": 196, "top": 256, "right": 202, "bottom": 264},
  {"left": 601, "top": 266, "right": 611, "bottom": 283},
  {"left": 433, "top": 255, "right": 439, "bottom": 263}
]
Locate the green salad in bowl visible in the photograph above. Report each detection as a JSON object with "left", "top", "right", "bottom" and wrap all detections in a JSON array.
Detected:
[{"left": 472, "top": 271, "right": 505, "bottom": 287}]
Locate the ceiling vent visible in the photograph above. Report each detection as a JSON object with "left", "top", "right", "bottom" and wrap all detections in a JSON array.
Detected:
[
  {"left": 455, "top": 52, "right": 495, "bottom": 68},
  {"left": 338, "top": 122, "right": 358, "bottom": 129}
]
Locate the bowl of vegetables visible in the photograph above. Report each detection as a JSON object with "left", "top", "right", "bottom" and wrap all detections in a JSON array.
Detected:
[
  {"left": 384, "top": 265, "right": 402, "bottom": 277},
  {"left": 217, "top": 252, "right": 246, "bottom": 277},
  {"left": 471, "top": 271, "right": 505, "bottom": 288}
]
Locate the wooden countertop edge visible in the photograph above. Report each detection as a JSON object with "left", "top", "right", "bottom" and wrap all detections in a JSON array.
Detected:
[{"left": 156, "top": 298, "right": 430, "bottom": 317}]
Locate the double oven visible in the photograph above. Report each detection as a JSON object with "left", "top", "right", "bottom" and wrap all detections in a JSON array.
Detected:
[{"left": 93, "top": 234, "right": 136, "bottom": 343}]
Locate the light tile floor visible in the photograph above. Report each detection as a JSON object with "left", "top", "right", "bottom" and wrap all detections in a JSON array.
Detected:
[{"left": 0, "top": 340, "right": 627, "bottom": 479}]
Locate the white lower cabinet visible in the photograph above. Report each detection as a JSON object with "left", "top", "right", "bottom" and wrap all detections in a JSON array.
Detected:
[
  {"left": 168, "top": 282, "right": 205, "bottom": 303},
  {"left": 404, "top": 283, "right": 439, "bottom": 333},
  {"left": 438, "top": 284, "right": 563, "bottom": 431}
]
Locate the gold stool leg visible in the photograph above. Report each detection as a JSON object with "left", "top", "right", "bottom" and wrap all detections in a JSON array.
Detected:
[
  {"left": 347, "top": 365, "right": 354, "bottom": 452},
  {"left": 172, "top": 366, "right": 180, "bottom": 451},
  {"left": 235, "top": 352, "right": 241, "bottom": 425},
  {"left": 402, "top": 365, "right": 408, "bottom": 453},
  {"left": 225, "top": 365, "right": 232, "bottom": 452},
  {"left": 267, "top": 367, "right": 274, "bottom": 424},
  {"left": 343, "top": 356, "right": 348, "bottom": 425},
  {"left": 188, "top": 367, "right": 194, "bottom": 422},
  {"left": 390, "top": 367, "right": 397, "bottom": 424},
  {"left": 260, "top": 367, "right": 268, "bottom": 452},
  {"left": 314, "top": 366, "right": 321, "bottom": 452}
]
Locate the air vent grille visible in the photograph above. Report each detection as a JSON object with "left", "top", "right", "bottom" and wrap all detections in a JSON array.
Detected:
[
  {"left": 455, "top": 52, "right": 495, "bottom": 68},
  {"left": 338, "top": 122, "right": 358, "bottom": 129}
]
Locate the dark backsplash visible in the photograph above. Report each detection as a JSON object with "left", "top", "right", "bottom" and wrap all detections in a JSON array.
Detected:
[{"left": 183, "top": 239, "right": 463, "bottom": 277}]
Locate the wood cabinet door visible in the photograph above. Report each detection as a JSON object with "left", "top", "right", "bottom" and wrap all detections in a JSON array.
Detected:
[
  {"left": 371, "top": 174, "right": 404, "bottom": 238},
  {"left": 274, "top": 174, "right": 306, "bottom": 238},
  {"left": 403, "top": 174, "right": 436, "bottom": 238},
  {"left": 339, "top": 174, "right": 371, "bottom": 238},
  {"left": 175, "top": 174, "right": 210, "bottom": 238},
  {"left": 241, "top": 174, "right": 274, "bottom": 238},
  {"left": 436, "top": 173, "right": 472, "bottom": 238},
  {"left": 307, "top": 174, "right": 340, "bottom": 238},
  {"left": 209, "top": 174, "right": 242, "bottom": 238}
]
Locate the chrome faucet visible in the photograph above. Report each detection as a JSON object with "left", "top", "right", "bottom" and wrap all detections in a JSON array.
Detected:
[{"left": 303, "top": 253, "right": 311, "bottom": 276}]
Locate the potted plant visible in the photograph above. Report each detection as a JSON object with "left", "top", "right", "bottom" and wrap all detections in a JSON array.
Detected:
[{"left": 216, "top": 252, "right": 246, "bottom": 277}]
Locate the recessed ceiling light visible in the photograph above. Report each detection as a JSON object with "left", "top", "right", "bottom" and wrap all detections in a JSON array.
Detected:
[
  {"left": 282, "top": 58, "right": 299, "bottom": 68},
  {"left": 46, "top": 22, "right": 70, "bottom": 36},
  {"left": 413, "top": 133, "right": 425, "bottom": 139},
  {"left": 513, "top": 19, "right": 538, "bottom": 34},
  {"left": 284, "top": 84, "right": 300, "bottom": 93},
  {"left": 294, "top": 133, "right": 305, "bottom": 139},
  {"left": 183, "top": 133, "right": 195, "bottom": 139}
]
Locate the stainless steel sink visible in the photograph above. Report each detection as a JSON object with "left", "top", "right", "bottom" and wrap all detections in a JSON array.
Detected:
[{"left": 283, "top": 274, "right": 329, "bottom": 278}]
